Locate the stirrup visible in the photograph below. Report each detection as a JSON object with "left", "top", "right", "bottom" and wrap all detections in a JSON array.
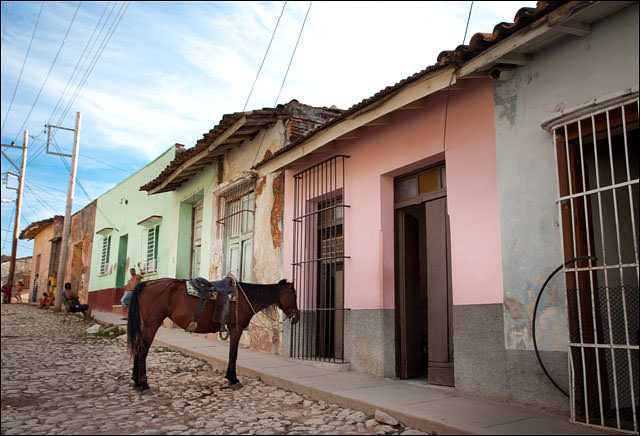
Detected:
[{"left": 219, "top": 324, "right": 229, "bottom": 341}]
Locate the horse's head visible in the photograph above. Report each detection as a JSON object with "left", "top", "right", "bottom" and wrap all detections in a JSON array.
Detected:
[{"left": 276, "top": 279, "right": 299, "bottom": 324}]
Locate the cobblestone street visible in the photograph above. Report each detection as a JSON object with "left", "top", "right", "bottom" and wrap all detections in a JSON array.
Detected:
[{"left": 1, "top": 304, "right": 425, "bottom": 435}]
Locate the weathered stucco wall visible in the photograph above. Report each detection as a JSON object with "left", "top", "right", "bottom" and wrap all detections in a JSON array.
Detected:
[
  {"left": 27, "top": 223, "right": 55, "bottom": 300},
  {"left": 63, "top": 201, "right": 96, "bottom": 303},
  {"left": 494, "top": 3, "right": 639, "bottom": 352}
]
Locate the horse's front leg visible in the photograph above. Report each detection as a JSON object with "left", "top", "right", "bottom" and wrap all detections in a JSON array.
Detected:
[{"left": 225, "top": 327, "right": 243, "bottom": 388}]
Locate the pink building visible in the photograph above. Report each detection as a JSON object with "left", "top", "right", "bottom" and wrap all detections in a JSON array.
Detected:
[{"left": 254, "top": 2, "right": 639, "bottom": 429}]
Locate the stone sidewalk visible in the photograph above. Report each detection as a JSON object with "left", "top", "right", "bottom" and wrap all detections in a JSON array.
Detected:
[
  {"left": 0, "top": 303, "right": 425, "bottom": 435},
  {"left": 91, "top": 308, "right": 611, "bottom": 435}
]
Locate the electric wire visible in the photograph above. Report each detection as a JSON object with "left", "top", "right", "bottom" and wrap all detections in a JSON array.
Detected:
[
  {"left": 1, "top": 1, "right": 44, "bottom": 136},
  {"left": 1, "top": 1, "right": 9, "bottom": 51},
  {"left": 11, "top": 2, "right": 83, "bottom": 145},
  {"left": 31, "top": 1, "right": 128, "bottom": 170},
  {"left": 24, "top": 182, "right": 59, "bottom": 216},
  {"left": 442, "top": 0, "right": 473, "bottom": 150},
  {"left": 1, "top": 205, "right": 15, "bottom": 254},
  {"left": 273, "top": 1, "right": 311, "bottom": 107},
  {"left": 27, "top": 1, "right": 112, "bottom": 165},
  {"left": 243, "top": 1, "right": 287, "bottom": 112},
  {"left": 55, "top": 1, "right": 130, "bottom": 129}
]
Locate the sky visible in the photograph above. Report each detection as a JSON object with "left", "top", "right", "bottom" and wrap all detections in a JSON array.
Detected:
[{"left": 1, "top": 0, "right": 537, "bottom": 259}]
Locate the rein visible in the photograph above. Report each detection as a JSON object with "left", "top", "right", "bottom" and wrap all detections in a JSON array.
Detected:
[{"left": 227, "top": 273, "right": 290, "bottom": 329}]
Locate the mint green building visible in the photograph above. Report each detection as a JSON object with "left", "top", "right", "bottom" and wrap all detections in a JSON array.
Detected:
[{"left": 87, "top": 144, "right": 184, "bottom": 307}]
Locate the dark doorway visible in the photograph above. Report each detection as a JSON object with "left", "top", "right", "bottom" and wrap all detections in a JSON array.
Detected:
[{"left": 394, "top": 165, "right": 453, "bottom": 386}]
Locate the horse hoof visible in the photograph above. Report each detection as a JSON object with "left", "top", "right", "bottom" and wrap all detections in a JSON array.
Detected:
[
  {"left": 230, "top": 382, "right": 243, "bottom": 391},
  {"left": 134, "top": 382, "right": 150, "bottom": 391}
]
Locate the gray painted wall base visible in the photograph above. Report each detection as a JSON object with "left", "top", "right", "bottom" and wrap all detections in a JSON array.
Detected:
[
  {"left": 281, "top": 308, "right": 396, "bottom": 378},
  {"left": 453, "top": 303, "right": 570, "bottom": 411},
  {"left": 344, "top": 309, "right": 396, "bottom": 378}
]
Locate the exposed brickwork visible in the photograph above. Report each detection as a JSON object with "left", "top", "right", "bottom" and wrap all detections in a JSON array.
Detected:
[{"left": 271, "top": 173, "right": 284, "bottom": 249}]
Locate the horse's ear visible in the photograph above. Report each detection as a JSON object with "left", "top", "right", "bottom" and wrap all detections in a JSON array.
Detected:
[{"left": 277, "top": 279, "right": 288, "bottom": 285}]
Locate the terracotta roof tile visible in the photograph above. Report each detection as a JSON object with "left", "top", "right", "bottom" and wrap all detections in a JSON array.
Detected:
[{"left": 140, "top": 101, "right": 343, "bottom": 193}]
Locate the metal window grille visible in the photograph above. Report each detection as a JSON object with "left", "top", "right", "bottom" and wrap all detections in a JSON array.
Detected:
[
  {"left": 553, "top": 97, "right": 638, "bottom": 433},
  {"left": 144, "top": 225, "right": 159, "bottom": 274},
  {"left": 291, "top": 155, "right": 350, "bottom": 362},
  {"left": 100, "top": 235, "right": 110, "bottom": 275},
  {"left": 217, "top": 182, "right": 255, "bottom": 280},
  {"left": 216, "top": 182, "right": 255, "bottom": 238}
]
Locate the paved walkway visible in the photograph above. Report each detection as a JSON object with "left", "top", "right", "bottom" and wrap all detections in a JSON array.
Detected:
[{"left": 92, "top": 310, "right": 612, "bottom": 435}]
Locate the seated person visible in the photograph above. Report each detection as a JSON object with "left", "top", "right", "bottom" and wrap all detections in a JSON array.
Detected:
[
  {"left": 38, "top": 291, "right": 54, "bottom": 308},
  {"left": 15, "top": 280, "right": 24, "bottom": 303},
  {"left": 62, "top": 282, "right": 92, "bottom": 322}
]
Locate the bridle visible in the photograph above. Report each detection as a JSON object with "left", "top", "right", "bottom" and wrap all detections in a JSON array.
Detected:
[{"left": 226, "top": 273, "right": 299, "bottom": 333}]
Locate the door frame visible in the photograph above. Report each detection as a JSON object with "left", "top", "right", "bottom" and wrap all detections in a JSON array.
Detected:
[{"left": 393, "top": 163, "right": 453, "bottom": 385}]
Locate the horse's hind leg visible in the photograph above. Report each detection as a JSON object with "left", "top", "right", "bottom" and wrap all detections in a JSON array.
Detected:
[
  {"left": 135, "top": 321, "right": 162, "bottom": 391},
  {"left": 135, "top": 343, "right": 152, "bottom": 391},
  {"left": 225, "top": 327, "right": 243, "bottom": 388}
]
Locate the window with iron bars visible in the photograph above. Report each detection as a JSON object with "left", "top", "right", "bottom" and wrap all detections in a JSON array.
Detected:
[
  {"left": 291, "top": 155, "right": 350, "bottom": 363},
  {"left": 99, "top": 235, "right": 111, "bottom": 276},
  {"left": 217, "top": 182, "right": 255, "bottom": 281},
  {"left": 551, "top": 96, "right": 638, "bottom": 433},
  {"left": 143, "top": 224, "right": 159, "bottom": 274}
]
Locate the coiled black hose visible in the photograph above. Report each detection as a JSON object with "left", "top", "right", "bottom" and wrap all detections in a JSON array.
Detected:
[{"left": 532, "top": 255, "right": 597, "bottom": 397}]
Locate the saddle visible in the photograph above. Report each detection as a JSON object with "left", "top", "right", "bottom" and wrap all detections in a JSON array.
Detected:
[{"left": 185, "top": 276, "right": 237, "bottom": 333}]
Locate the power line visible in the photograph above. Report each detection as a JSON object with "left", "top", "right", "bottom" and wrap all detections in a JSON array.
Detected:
[
  {"left": 27, "top": 1, "right": 112, "bottom": 165},
  {"left": 11, "top": 2, "right": 83, "bottom": 145},
  {"left": 81, "top": 153, "right": 132, "bottom": 174},
  {"left": 274, "top": 1, "right": 311, "bottom": 107},
  {"left": 55, "top": 1, "right": 130, "bottom": 128},
  {"left": 1, "top": 1, "right": 9, "bottom": 51},
  {"left": 24, "top": 182, "right": 59, "bottom": 216},
  {"left": 1, "top": 1, "right": 44, "bottom": 135},
  {"left": 1, "top": 205, "right": 15, "bottom": 253},
  {"left": 243, "top": 1, "right": 287, "bottom": 112},
  {"left": 442, "top": 0, "right": 474, "bottom": 150}
]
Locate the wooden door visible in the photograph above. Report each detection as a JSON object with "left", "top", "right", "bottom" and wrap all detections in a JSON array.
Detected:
[
  {"left": 190, "top": 202, "right": 203, "bottom": 278},
  {"left": 425, "top": 197, "right": 454, "bottom": 386},
  {"left": 115, "top": 234, "right": 128, "bottom": 288}
]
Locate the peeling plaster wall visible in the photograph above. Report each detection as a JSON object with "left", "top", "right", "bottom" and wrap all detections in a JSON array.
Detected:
[
  {"left": 63, "top": 201, "right": 96, "bottom": 303},
  {"left": 494, "top": 4, "right": 639, "bottom": 352},
  {"left": 209, "top": 121, "right": 286, "bottom": 284},
  {"left": 201, "top": 121, "right": 287, "bottom": 351},
  {"left": 27, "top": 224, "right": 55, "bottom": 300}
]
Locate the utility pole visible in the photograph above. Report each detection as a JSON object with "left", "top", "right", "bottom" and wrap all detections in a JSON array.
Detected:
[
  {"left": 49, "top": 112, "right": 81, "bottom": 310},
  {"left": 1, "top": 131, "right": 28, "bottom": 293}
]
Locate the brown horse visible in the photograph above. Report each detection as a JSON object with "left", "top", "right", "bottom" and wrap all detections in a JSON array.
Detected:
[{"left": 126, "top": 278, "right": 299, "bottom": 390}]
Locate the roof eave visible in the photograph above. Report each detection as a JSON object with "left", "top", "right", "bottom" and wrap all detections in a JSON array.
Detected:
[{"left": 254, "top": 1, "right": 627, "bottom": 173}]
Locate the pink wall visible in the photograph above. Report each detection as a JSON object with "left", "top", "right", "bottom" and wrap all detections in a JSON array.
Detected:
[{"left": 283, "top": 79, "right": 502, "bottom": 309}]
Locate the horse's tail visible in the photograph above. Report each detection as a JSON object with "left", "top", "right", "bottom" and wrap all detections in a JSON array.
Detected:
[{"left": 127, "top": 281, "right": 147, "bottom": 357}]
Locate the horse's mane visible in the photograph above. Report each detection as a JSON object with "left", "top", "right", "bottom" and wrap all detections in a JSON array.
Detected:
[{"left": 238, "top": 281, "right": 287, "bottom": 308}]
